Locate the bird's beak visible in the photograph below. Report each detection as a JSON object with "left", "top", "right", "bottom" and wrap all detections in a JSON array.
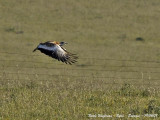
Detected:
[
  {"left": 33, "top": 47, "right": 37, "bottom": 52},
  {"left": 60, "top": 42, "right": 68, "bottom": 46}
]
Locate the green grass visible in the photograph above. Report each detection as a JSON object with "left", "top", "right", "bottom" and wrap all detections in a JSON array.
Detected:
[{"left": 0, "top": 0, "right": 160, "bottom": 119}]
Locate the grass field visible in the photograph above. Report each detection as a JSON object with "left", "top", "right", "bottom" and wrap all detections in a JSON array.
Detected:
[{"left": 0, "top": 0, "right": 160, "bottom": 119}]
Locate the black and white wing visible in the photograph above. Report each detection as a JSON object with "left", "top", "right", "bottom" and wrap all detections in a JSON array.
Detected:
[
  {"left": 54, "top": 45, "right": 78, "bottom": 64},
  {"left": 34, "top": 43, "right": 78, "bottom": 64}
]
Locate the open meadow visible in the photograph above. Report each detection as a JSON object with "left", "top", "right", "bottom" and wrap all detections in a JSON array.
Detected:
[{"left": 0, "top": 0, "right": 160, "bottom": 119}]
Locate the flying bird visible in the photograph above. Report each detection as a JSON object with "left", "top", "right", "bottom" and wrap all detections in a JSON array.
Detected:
[{"left": 33, "top": 41, "right": 78, "bottom": 65}]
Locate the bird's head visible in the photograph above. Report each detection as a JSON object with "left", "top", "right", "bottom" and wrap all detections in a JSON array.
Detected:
[{"left": 59, "top": 41, "right": 67, "bottom": 46}]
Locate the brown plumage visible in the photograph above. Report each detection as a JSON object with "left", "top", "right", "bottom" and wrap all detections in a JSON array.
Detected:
[{"left": 33, "top": 41, "right": 78, "bottom": 65}]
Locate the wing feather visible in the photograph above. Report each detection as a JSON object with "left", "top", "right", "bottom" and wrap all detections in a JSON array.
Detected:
[{"left": 37, "top": 43, "right": 78, "bottom": 64}]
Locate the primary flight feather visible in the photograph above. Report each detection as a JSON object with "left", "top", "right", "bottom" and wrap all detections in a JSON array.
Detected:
[{"left": 33, "top": 41, "right": 78, "bottom": 65}]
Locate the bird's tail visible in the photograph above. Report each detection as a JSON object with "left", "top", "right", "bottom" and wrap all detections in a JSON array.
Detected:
[{"left": 33, "top": 47, "right": 38, "bottom": 52}]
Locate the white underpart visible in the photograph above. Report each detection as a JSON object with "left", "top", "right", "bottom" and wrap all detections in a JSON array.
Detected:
[
  {"left": 38, "top": 44, "right": 66, "bottom": 56},
  {"left": 56, "top": 45, "right": 66, "bottom": 57}
]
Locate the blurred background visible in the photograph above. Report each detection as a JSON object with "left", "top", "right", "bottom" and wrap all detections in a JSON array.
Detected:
[{"left": 0, "top": 0, "right": 160, "bottom": 119}]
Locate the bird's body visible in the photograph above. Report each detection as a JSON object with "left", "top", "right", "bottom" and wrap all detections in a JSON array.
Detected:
[{"left": 33, "top": 41, "right": 78, "bottom": 65}]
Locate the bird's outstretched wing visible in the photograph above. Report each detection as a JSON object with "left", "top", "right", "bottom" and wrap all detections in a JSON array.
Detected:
[
  {"left": 54, "top": 45, "right": 78, "bottom": 64},
  {"left": 34, "top": 43, "right": 78, "bottom": 65}
]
